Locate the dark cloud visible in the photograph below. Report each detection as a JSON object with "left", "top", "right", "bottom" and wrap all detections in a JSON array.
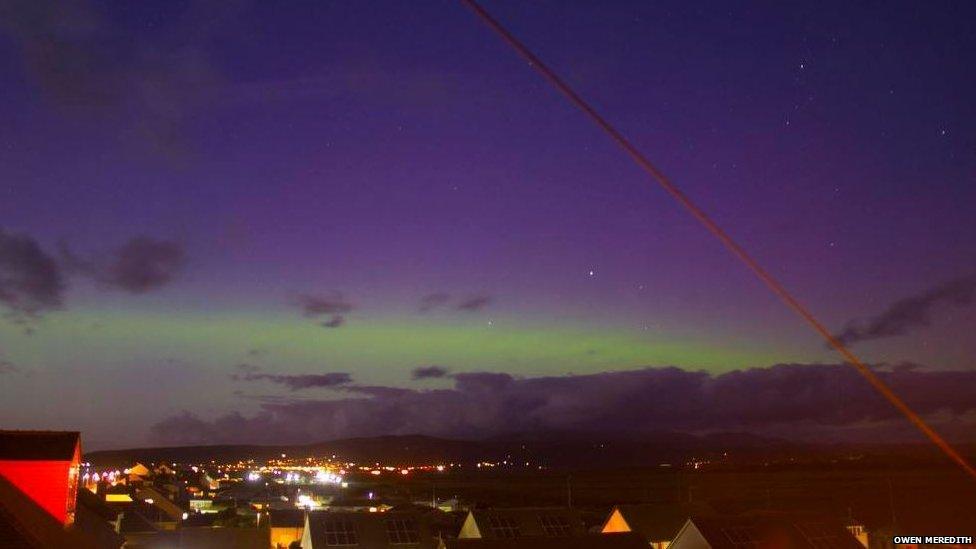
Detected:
[
  {"left": 62, "top": 237, "right": 186, "bottom": 293},
  {"left": 231, "top": 364, "right": 352, "bottom": 391},
  {"left": 233, "top": 363, "right": 261, "bottom": 375},
  {"left": 0, "top": 0, "right": 231, "bottom": 157},
  {"left": 0, "top": 359, "right": 21, "bottom": 375},
  {"left": 297, "top": 293, "right": 353, "bottom": 317},
  {"left": 419, "top": 293, "right": 451, "bottom": 313},
  {"left": 833, "top": 274, "right": 976, "bottom": 347},
  {"left": 107, "top": 237, "right": 186, "bottom": 293},
  {"left": 452, "top": 371, "right": 514, "bottom": 393},
  {"left": 417, "top": 293, "right": 494, "bottom": 313},
  {"left": 150, "top": 411, "right": 230, "bottom": 445},
  {"left": 456, "top": 295, "right": 492, "bottom": 312},
  {"left": 152, "top": 363, "right": 976, "bottom": 445},
  {"left": 321, "top": 315, "right": 345, "bottom": 328},
  {"left": 338, "top": 385, "right": 416, "bottom": 399},
  {"left": 0, "top": 229, "right": 66, "bottom": 318},
  {"left": 411, "top": 365, "right": 450, "bottom": 380}
]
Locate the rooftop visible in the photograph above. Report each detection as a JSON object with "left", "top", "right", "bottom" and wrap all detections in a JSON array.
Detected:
[{"left": 0, "top": 431, "right": 80, "bottom": 461}]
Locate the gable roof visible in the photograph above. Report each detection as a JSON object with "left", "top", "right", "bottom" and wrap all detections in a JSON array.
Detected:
[
  {"left": 677, "top": 512, "right": 863, "bottom": 549},
  {"left": 305, "top": 510, "right": 438, "bottom": 549},
  {"left": 0, "top": 431, "right": 80, "bottom": 461},
  {"left": 134, "top": 487, "right": 183, "bottom": 522},
  {"left": 127, "top": 464, "right": 150, "bottom": 477},
  {"left": 465, "top": 508, "right": 585, "bottom": 539},
  {"left": 604, "top": 503, "right": 691, "bottom": 542},
  {"left": 442, "top": 532, "right": 647, "bottom": 549}
]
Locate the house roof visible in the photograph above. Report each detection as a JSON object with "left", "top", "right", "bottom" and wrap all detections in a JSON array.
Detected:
[
  {"left": 0, "top": 473, "right": 106, "bottom": 548},
  {"left": 442, "top": 532, "right": 647, "bottom": 549},
  {"left": 182, "top": 512, "right": 219, "bottom": 528},
  {"left": 73, "top": 501, "right": 125, "bottom": 549},
  {"left": 305, "top": 510, "right": 438, "bottom": 549},
  {"left": 123, "top": 526, "right": 268, "bottom": 549},
  {"left": 119, "top": 509, "right": 158, "bottom": 534},
  {"left": 605, "top": 503, "right": 692, "bottom": 542},
  {"left": 269, "top": 508, "right": 305, "bottom": 528},
  {"left": 134, "top": 487, "right": 183, "bottom": 521},
  {"left": 678, "top": 512, "right": 863, "bottom": 549},
  {"left": 466, "top": 508, "right": 585, "bottom": 539},
  {"left": 77, "top": 488, "right": 120, "bottom": 523},
  {"left": 0, "top": 505, "right": 38, "bottom": 549},
  {"left": 0, "top": 431, "right": 80, "bottom": 461}
]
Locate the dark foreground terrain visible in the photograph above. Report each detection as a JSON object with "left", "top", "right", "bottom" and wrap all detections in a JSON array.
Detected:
[
  {"left": 87, "top": 434, "right": 976, "bottom": 533},
  {"left": 381, "top": 464, "right": 976, "bottom": 532}
]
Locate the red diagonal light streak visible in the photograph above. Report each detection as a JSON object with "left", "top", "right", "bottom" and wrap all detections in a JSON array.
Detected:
[{"left": 459, "top": 0, "right": 976, "bottom": 480}]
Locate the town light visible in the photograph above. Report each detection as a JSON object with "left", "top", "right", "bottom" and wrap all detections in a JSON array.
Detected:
[{"left": 296, "top": 494, "right": 318, "bottom": 509}]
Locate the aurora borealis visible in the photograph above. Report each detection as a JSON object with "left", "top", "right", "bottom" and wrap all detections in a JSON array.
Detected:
[{"left": 1, "top": 1, "right": 975, "bottom": 449}]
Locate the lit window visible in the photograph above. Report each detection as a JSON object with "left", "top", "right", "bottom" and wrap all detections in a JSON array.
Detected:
[
  {"left": 539, "top": 514, "right": 572, "bottom": 536},
  {"left": 386, "top": 518, "right": 420, "bottom": 544},
  {"left": 487, "top": 515, "right": 521, "bottom": 539},
  {"left": 323, "top": 519, "right": 358, "bottom": 546}
]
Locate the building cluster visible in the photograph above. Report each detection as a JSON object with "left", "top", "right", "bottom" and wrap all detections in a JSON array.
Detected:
[{"left": 0, "top": 430, "right": 917, "bottom": 548}]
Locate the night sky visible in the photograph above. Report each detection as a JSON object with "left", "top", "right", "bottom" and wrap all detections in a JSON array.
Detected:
[{"left": 1, "top": 0, "right": 975, "bottom": 450}]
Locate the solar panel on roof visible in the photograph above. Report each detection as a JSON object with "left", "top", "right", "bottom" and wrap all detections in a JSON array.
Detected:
[
  {"left": 386, "top": 517, "right": 420, "bottom": 545},
  {"left": 539, "top": 514, "right": 572, "bottom": 536},
  {"left": 322, "top": 518, "right": 358, "bottom": 546},
  {"left": 487, "top": 514, "right": 521, "bottom": 539}
]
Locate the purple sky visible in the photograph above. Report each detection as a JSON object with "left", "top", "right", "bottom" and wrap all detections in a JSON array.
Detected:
[{"left": 1, "top": 0, "right": 974, "bottom": 449}]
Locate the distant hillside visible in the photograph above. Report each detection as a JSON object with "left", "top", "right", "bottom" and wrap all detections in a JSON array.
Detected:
[
  {"left": 84, "top": 434, "right": 481, "bottom": 467},
  {"left": 84, "top": 431, "right": 793, "bottom": 468}
]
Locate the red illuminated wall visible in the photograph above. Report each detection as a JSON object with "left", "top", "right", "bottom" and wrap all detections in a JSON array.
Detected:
[{"left": 0, "top": 443, "right": 80, "bottom": 525}]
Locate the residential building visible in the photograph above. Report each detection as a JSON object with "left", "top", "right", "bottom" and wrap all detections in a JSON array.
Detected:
[
  {"left": 0, "top": 430, "right": 81, "bottom": 525},
  {"left": 269, "top": 508, "right": 305, "bottom": 549},
  {"left": 440, "top": 532, "right": 647, "bottom": 549},
  {"left": 458, "top": 508, "right": 585, "bottom": 540},
  {"left": 0, "top": 431, "right": 120, "bottom": 548},
  {"left": 668, "top": 512, "right": 863, "bottom": 549},
  {"left": 121, "top": 525, "right": 268, "bottom": 548},
  {"left": 301, "top": 510, "right": 438, "bottom": 549},
  {"left": 601, "top": 503, "right": 691, "bottom": 548}
]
